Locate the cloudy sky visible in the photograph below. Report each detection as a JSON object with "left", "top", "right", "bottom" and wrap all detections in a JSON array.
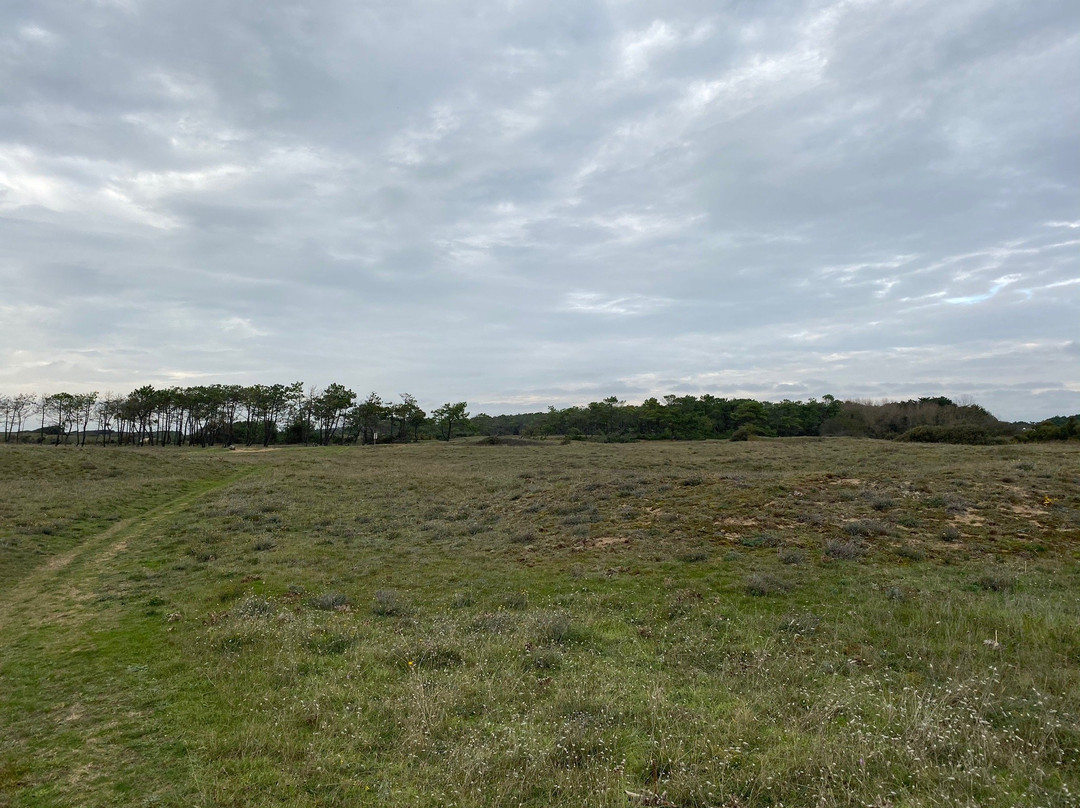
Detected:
[{"left": 2, "top": 0, "right": 1078, "bottom": 421}]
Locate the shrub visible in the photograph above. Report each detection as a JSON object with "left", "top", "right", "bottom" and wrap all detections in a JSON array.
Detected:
[
  {"left": 235, "top": 595, "right": 274, "bottom": 619},
  {"left": 941, "top": 525, "right": 961, "bottom": 542},
  {"left": 372, "top": 589, "right": 408, "bottom": 616},
  {"left": 896, "top": 544, "right": 926, "bottom": 561},
  {"left": 535, "top": 610, "right": 575, "bottom": 644},
  {"left": 730, "top": 425, "right": 759, "bottom": 441},
  {"left": 667, "top": 588, "right": 703, "bottom": 619},
  {"left": 499, "top": 590, "right": 529, "bottom": 610},
  {"left": 450, "top": 591, "right": 474, "bottom": 609},
  {"left": 676, "top": 547, "right": 710, "bottom": 563},
  {"left": 896, "top": 424, "right": 1000, "bottom": 445},
  {"left": 777, "top": 546, "right": 805, "bottom": 565},
  {"left": 305, "top": 630, "right": 354, "bottom": 656},
  {"left": 407, "top": 641, "right": 463, "bottom": 669},
  {"left": 977, "top": 571, "right": 1018, "bottom": 592},
  {"left": 527, "top": 648, "right": 562, "bottom": 670},
  {"left": 824, "top": 539, "right": 863, "bottom": 560},
  {"left": 745, "top": 572, "right": 792, "bottom": 596},
  {"left": 842, "top": 519, "right": 889, "bottom": 537},
  {"left": 778, "top": 611, "right": 819, "bottom": 633},
  {"left": 311, "top": 592, "right": 349, "bottom": 611},
  {"left": 870, "top": 495, "right": 895, "bottom": 512},
  {"left": 741, "top": 532, "right": 780, "bottom": 548}
]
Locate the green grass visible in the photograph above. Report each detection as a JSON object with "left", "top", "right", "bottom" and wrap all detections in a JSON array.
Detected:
[{"left": 1, "top": 439, "right": 1079, "bottom": 806}]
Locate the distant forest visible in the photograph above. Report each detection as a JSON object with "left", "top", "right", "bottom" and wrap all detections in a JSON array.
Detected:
[{"left": 1, "top": 384, "right": 1076, "bottom": 447}]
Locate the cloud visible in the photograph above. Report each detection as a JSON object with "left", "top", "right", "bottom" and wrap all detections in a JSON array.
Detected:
[
  {"left": 945, "top": 274, "right": 1022, "bottom": 305},
  {"left": 561, "top": 292, "right": 670, "bottom": 316},
  {"left": 0, "top": 0, "right": 1078, "bottom": 422},
  {"left": 221, "top": 317, "right": 270, "bottom": 338}
]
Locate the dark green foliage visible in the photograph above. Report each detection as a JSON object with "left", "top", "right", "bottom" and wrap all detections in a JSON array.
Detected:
[
  {"left": 1019, "top": 416, "right": 1080, "bottom": 442},
  {"left": 528, "top": 394, "right": 841, "bottom": 440},
  {"left": 18, "top": 382, "right": 1072, "bottom": 448},
  {"left": 824, "top": 399, "right": 1011, "bottom": 441},
  {"left": 898, "top": 425, "right": 1001, "bottom": 445}
]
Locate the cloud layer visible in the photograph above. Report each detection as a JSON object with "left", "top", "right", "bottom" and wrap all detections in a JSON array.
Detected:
[{"left": 2, "top": 0, "right": 1078, "bottom": 420}]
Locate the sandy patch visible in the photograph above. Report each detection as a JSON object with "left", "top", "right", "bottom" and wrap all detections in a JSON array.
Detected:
[
  {"left": 718, "top": 518, "right": 759, "bottom": 527},
  {"left": 592, "top": 536, "right": 630, "bottom": 548},
  {"left": 1010, "top": 504, "right": 1043, "bottom": 518},
  {"left": 951, "top": 512, "right": 985, "bottom": 526}
]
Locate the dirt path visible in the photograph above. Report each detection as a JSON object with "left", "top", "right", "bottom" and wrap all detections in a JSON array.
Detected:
[{"left": 0, "top": 478, "right": 239, "bottom": 634}]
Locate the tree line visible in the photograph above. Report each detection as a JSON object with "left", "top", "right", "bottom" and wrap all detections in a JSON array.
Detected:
[
  {"left": 1, "top": 385, "right": 1073, "bottom": 447},
  {"left": 480, "top": 395, "right": 1020, "bottom": 443},
  {"left": 0, "top": 385, "right": 470, "bottom": 447},
  {"left": 467, "top": 396, "right": 1071, "bottom": 444}
]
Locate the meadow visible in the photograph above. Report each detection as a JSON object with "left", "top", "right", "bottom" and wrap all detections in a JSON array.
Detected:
[{"left": 1, "top": 438, "right": 1079, "bottom": 807}]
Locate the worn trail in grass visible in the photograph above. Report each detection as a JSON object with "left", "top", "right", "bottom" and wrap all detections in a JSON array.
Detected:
[
  {"left": 0, "top": 458, "right": 257, "bottom": 807},
  {"left": 0, "top": 476, "right": 246, "bottom": 632},
  {"left": 1, "top": 440, "right": 1079, "bottom": 807}
]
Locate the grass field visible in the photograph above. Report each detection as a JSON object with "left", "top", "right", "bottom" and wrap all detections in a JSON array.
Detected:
[{"left": 1, "top": 438, "right": 1079, "bottom": 807}]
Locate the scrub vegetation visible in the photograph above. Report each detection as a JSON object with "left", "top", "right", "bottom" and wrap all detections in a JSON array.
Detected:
[{"left": 1, "top": 438, "right": 1079, "bottom": 807}]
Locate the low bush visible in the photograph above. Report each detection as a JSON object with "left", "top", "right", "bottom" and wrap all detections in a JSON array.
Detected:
[
  {"left": 824, "top": 539, "right": 863, "bottom": 560},
  {"left": 976, "top": 571, "right": 1018, "bottom": 592},
  {"left": 372, "top": 589, "right": 408, "bottom": 616},
  {"left": 777, "top": 546, "right": 805, "bottom": 565},
  {"left": 311, "top": 592, "right": 349, "bottom": 611},
  {"left": 745, "top": 572, "right": 793, "bottom": 596},
  {"left": 897, "top": 425, "right": 1003, "bottom": 445}
]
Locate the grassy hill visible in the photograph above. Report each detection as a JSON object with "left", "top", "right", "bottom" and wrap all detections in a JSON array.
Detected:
[{"left": 1, "top": 439, "right": 1079, "bottom": 806}]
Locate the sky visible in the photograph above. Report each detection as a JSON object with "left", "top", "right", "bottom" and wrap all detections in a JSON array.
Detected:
[{"left": 1, "top": 0, "right": 1078, "bottom": 422}]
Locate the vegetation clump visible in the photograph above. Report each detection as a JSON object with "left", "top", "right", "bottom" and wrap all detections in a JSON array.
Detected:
[
  {"left": 824, "top": 539, "right": 864, "bottom": 560},
  {"left": 311, "top": 591, "right": 349, "bottom": 611},
  {"left": 372, "top": 589, "right": 408, "bottom": 616},
  {"left": 745, "top": 572, "right": 793, "bottom": 596},
  {"left": 976, "top": 570, "right": 1019, "bottom": 592}
]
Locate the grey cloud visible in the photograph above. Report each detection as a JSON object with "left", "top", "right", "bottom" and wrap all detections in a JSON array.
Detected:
[{"left": 1, "top": 0, "right": 1078, "bottom": 422}]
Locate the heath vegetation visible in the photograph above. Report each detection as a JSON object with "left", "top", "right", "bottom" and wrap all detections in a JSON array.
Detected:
[{"left": 1, "top": 438, "right": 1079, "bottom": 807}]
